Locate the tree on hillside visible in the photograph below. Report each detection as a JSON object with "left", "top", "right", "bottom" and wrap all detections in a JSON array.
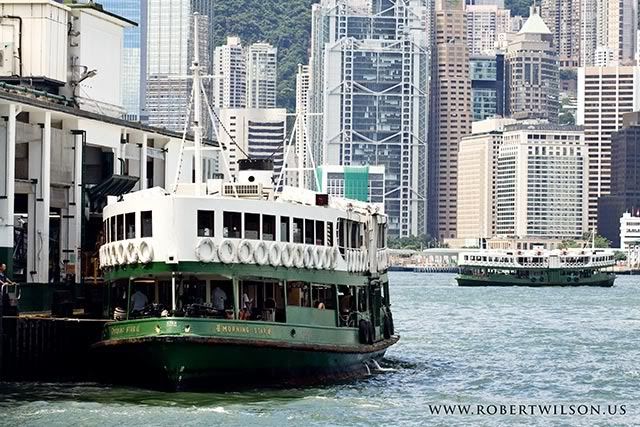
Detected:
[{"left": 505, "top": 0, "right": 533, "bottom": 17}]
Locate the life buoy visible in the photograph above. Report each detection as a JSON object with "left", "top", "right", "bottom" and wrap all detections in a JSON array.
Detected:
[
  {"left": 110, "top": 244, "right": 118, "bottom": 265},
  {"left": 361, "top": 249, "right": 369, "bottom": 271},
  {"left": 218, "top": 239, "right": 236, "bottom": 264},
  {"left": 195, "top": 238, "right": 216, "bottom": 263},
  {"left": 117, "top": 242, "right": 126, "bottom": 265},
  {"left": 315, "top": 246, "right": 323, "bottom": 269},
  {"left": 323, "top": 246, "right": 333, "bottom": 269},
  {"left": 138, "top": 240, "right": 154, "bottom": 264},
  {"left": 268, "top": 242, "right": 282, "bottom": 267},
  {"left": 98, "top": 246, "right": 105, "bottom": 267},
  {"left": 253, "top": 241, "right": 269, "bottom": 265},
  {"left": 293, "top": 244, "right": 305, "bottom": 268},
  {"left": 331, "top": 247, "right": 339, "bottom": 270},
  {"left": 281, "top": 243, "right": 294, "bottom": 268},
  {"left": 238, "top": 239, "right": 253, "bottom": 264},
  {"left": 346, "top": 249, "right": 353, "bottom": 272},
  {"left": 126, "top": 241, "right": 139, "bottom": 264},
  {"left": 303, "top": 245, "right": 314, "bottom": 269}
]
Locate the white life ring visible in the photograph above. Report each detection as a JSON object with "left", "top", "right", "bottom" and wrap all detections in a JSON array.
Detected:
[
  {"left": 218, "top": 239, "right": 236, "bottom": 264},
  {"left": 268, "top": 242, "right": 282, "bottom": 267},
  {"left": 293, "top": 244, "right": 305, "bottom": 268},
  {"left": 312, "top": 246, "right": 324, "bottom": 269},
  {"left": 281, "top": 243, "right": 294, "bottom": 268},
  {"left": 238, "top": 239, "right": 253, "bottom": 264},
  {"left": 98, "top": 246, "right": 105, "bottom": 267},
  {"left": 253, "top": 241, "right": 269, "bottom": 265},
  {"left": 110, "top": 244, "right": 118, "bottom": 265},
  {"left": 138, "top": 240, "right": 154, "bottom": 264},
  {"left": 331, "top": 247, "right": 339, "bottom": 270},
  {"left": 195, "top": 238, "right": 216, "bottom": 263},
  {"left": 126, "top": 241, "right": 139, "bottom": 264},
  {"left": 117, "top": 242, "right": 126, "bottom": 265},
  {"left": 323, "top": 246, "right": 333, "bottom": 269},
  {"left": 361, "top": 249, "right": 368, "bottom": 271},
  {"left": 303, "top": 245, "right": 314, "bottom": 269}
]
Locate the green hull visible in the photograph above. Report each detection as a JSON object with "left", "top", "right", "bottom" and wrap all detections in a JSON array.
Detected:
[
  {"left": 92, "top": 318, "right": 398, "bottom": 390},
  {"left": 456, "top": 274, "right": 615, "bottom": 287}
]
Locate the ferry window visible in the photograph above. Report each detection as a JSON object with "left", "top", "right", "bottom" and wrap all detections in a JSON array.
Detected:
[
  {"left": 141, "top": 211, "right": 153, "bottom": 237},
  {"left": 315, "top": 221, "right": 325, "bottom": 245},
  {"left": 110, "top": 216, "right": 116, "bottom": 242},
  {"left": 287, "top": 281, "right": 310, "bottom": 306},
  {"left": 197, "top": 210, "right": 215, "bottom": 237},
  {"left": 350, "top": 222, "right": 359, "bottom": 249},
  {"left": 280, "top": 216, "right": 290, "bottom": 242},
  {"left": 377, "top": 224, "right": 386, "bottom": 248},
  {"left": 223, "top": 211, "right": 241, "bottom": 238},
  {"left": 244, "top": 213, "right": 260, "bottom": 239},
  {"left": 262, "top": 215, "right": 275, "bottom": 241},
  {"left": 327, "top": 222, "right": 333, "bottom": 247},
  {"left": 305, "top": 219, "right": 314, "bottom": 244},
  {"left": 125, "top": 212, "right": 135, "bottom": 239},
  {"left": 116, "top": 214, "right": 124, "bottom": 240},
  {"left": 311, "top": 284, "right": 335, "bottom": 309},
  {"left": 292, "top": 218, "right": 303, "bottom": 243},
  {"left": 338, "top": 219, "right": 346, "bottom": 254}
]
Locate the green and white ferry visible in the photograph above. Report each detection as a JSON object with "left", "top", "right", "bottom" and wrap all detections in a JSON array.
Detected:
[
  {"left": 91, "top": 16, "right": 396, "bottom": 390},
  {"left": 456, "top": 248, "right": 616, "bottom": 287}
]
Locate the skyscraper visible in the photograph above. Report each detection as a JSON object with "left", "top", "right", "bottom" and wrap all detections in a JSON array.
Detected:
[
  {"left": 246, "top": 42, "right": 278, "bottom": 108},
  {"left": 294, "top": 64, "right": 311, "bottom": 187},
  {"left": 213, "top": 37, "right": 247, "bottom": 109},
  {"left": 431, "top": 0, "right": 471, "bottom": 240},
  {"left": 580, "top": 0, "right": 637, "bottom": 66},
  {"left": 465, "top": 4, "right": 510, "bottom": 56},
  {"left": 540, "top": 0, "right": 581, "bottom": 67},
  {"left": 505, "top": 8, "right": 559, "bottom": 123},
  {"left": 101, "top": 0, "right": 146, "bottom": 121},
  {"left": 309, "top": 0, "right": 430, "bottom": 238},
  {"left": 145, "top": 0, "right": 214, "bottom": 131},
  {"left": 470, "top": 54, "right": 506, "bottom": 121},
  {"left": 577, "top": 66, "right": 640, "bottom": 230}
]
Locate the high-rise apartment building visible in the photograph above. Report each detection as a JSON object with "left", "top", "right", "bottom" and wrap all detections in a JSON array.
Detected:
[
  {"left": 465, "top": 4, "right": 510, "bottom": 55},
  {"left": 101, "top": 0, "right": 146, "bottom": 121},
  {"left": 213, "top": 37, "right": 247, "bottom": 109},
  {"left": 540, "top": 0, "right": 581, "bottom": 67},
  {"left": 457, "top": 118, "right": 515, "bottom": 245},
  {"left": 431, "top": 0, "right": 471, "bottom": 240},
  {"left": 505, "top": 8, "right": 559, "bottom": 123},
  {"left": 217, "top": 108, "right": 287, "bottom": 180},
  {"left": 597, "top": 112, "right": 640, "bottom": 247},
  {"left": 470, "top": 54, "right": 506, "bottom": 121},
  {"left": 580, "top": 0, "right": 637, "bottom": 66},
  {"left": 246, "top": 42, "right": 277, "bottom": 108},
  {"left": 294, "top": 64, "right": 311, "bottom": 187},
  {"left": 577, "top": 66, "right": 640, "bottom": 230},
  {"left": 309, "top": 0, "right": 430, "bottom": 238},
  {"left": 495, "top": 122, "right": 587, "bottom": 239},
  {"left": 145, "top": 0, "right": 213, "bottom": 131}
]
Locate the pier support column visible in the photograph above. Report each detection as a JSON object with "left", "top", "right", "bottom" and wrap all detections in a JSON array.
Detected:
[
  {"left": 27, "top": 112, "right": 51, "bottom": 284},
  {"left": 67, "top": 131, "right": 84, "bottom": 284},
  {"left": 0, "top": 104, "right": 17, "bottom": 273},
  {"left": 140, "top": 133, "right": 148, "bottom": 190}
]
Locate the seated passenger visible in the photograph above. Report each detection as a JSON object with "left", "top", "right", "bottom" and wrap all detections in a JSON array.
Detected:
[
  {"left": 212, "top": 286, "right": 227, "bottom": 311},
  {"left": 130, "top": 288, "right": 149, "bottom": 313},
  {"left": 314, "top": 300, "right": 325, "bottom": 310}
]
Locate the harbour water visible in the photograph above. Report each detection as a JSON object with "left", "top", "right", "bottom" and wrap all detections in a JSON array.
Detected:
[{"left": 1, "top": 272, "right": 639, "bottom": 426}]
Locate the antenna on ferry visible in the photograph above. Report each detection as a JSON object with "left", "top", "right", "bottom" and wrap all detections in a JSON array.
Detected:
[{"left": 191, "top": 12, "right": 203, "bottom": 196}]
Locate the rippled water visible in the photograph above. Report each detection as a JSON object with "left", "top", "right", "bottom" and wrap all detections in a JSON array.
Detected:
[{"left": 1, "top": 272, "right": 639, "bottom": 426}]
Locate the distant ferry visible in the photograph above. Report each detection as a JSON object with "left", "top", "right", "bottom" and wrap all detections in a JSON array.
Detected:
[{"left": 456, "top": 248, "right": 616, "bottom": 287}]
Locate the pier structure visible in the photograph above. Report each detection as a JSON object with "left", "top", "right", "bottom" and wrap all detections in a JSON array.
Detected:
[{"left": 0, "top": 1, "right": 210, "bottom": 297}]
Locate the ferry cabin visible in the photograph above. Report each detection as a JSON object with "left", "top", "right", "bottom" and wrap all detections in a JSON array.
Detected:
[{"left": 98, "top": 183, "right": 391, "bottom": 338}]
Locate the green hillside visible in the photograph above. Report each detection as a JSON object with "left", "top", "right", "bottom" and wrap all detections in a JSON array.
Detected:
[
  {"left": 212, "top": 0, "right": 314, "bottom": 112},
  {"left": 505, "top": 0, "right": 532, "bottom": 17}
]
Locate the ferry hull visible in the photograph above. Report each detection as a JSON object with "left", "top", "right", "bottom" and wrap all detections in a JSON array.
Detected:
[
  {"left": 92, "top": 335, "right": 398, "bottom": 391},
  {"left": 456, "top": 276, "right": 615, "bottom": 287}
]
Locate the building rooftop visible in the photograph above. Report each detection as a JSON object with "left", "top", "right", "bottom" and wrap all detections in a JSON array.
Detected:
[{"left": 518, "top": 11, "right": 551, "bottom": 35}]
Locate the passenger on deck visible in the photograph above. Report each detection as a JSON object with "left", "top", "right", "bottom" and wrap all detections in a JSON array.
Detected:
[
  {"left": 0, "top": 263, "right": 14, "bottom": 285},
  {"left": 130, "top": 288, "right": 149, "bottom": 313},
  {"left": 314, "top": 300, "right": 326, "bottom": 310},
  {"left": 212, "top": 286, "right": 227, "bottom": 310}
]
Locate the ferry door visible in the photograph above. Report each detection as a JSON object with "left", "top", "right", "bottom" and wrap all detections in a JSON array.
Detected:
[{"left": 370, "top": 283, "right": 382, "bottom": 330}]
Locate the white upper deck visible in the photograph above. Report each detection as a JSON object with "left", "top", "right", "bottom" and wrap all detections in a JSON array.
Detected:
[{"left": 458, "top": 248, "right": 616, "bottom": 269}]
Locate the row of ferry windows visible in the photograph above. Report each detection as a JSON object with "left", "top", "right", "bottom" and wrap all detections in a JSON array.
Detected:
[
  {"left": 104, "top": 210, "right": 367, "bottom": 251},
  {"left": 104, "top": 211, "right": 153, "bottom": 243},
  {"left": 198, "top": 211, "right": 335, "bottom": 246}
]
